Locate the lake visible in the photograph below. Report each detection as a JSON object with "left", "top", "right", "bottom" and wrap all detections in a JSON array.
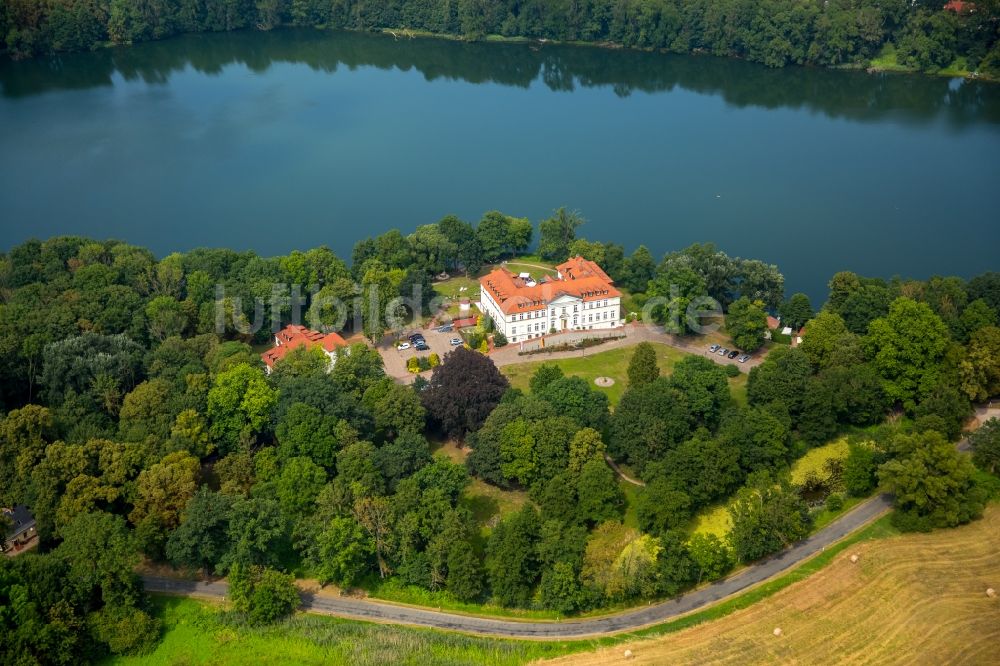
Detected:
[{"left": 1, "top": 28, "right": 998, "bottom": 303}]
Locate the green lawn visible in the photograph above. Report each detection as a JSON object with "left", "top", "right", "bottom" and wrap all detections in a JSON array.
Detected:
[
  {"left": 501, "top": 342, "right": 689, "bottom": 406},
  {"left": 503, "top": 262, "right": 557, "bottom": 278}
]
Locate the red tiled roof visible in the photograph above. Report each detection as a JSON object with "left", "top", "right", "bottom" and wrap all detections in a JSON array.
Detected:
[
  {"left": 453, "top": 317, "right": 478, "bottom": 328},
  {"left": 262, "top": 325, "right": 347, "bottom": 368},
  {"left": 480, "top": 263, "right": 620, "bottom": 315},
  {"left": 766, "top": 315, "right": 781, "bottom": 330},
  {"left": 556, "top": 256, "right": 613, "bottom": 283},
  {"left": 943, "top": 0, "right": 974, "bottom": 12}
]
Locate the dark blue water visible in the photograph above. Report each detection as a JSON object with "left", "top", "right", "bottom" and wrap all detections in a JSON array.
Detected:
[{"left": 2, "top": 29, "right": 998, "bottom": 302}]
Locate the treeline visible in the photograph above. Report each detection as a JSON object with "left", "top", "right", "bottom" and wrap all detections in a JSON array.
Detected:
[
  {"left": 3, "top": 0, "right": 999, "bottom": 76},
  {"left": 1, "top": 222, "right": 999, "bottom": 660}
]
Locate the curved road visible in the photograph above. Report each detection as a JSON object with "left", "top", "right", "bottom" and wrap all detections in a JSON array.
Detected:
[{"left": 142, "top": 493, "right": 892, "bottom": 639}]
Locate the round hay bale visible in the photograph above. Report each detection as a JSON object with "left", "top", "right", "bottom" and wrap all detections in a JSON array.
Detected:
[
  {"left": 987, "top": 588, "right": 996, "bottom": 598},
  {"left": 623, "top": 649, "right": 634, "bottom": 659},
  {"left": 773, "top": 627, "right": 783, "bottom": 637},
  {"left": 850, "top": 554, "right": 859, "bottom": 563}
]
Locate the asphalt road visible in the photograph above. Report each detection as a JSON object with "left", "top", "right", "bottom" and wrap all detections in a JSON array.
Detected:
[{"left": 142, "top": 493, "right": 893, "bottom": 639}]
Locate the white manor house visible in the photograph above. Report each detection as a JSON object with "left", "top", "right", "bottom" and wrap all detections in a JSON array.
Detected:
[{"left": 479, "top": 256, "right": 623, "bottom": 344}]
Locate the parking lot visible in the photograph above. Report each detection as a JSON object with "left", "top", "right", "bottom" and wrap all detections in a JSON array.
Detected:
[{"left": 377, "top": 324, "right": 464, "bottom": 380}]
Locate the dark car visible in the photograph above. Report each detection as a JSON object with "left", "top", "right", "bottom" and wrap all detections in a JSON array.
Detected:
[
  {"left": 409, "top": 334, "right": 425, "bottom": 344},
  {"left": 437, "top": 324, "right": 453, "bottom": 333},
  {"left": 728, "top": 349, "right": 740, "bottom": 359}
]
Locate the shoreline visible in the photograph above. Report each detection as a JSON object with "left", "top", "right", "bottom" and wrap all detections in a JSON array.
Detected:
[{"left": 2, "top": 24, "right": 995, "bottom": 84}]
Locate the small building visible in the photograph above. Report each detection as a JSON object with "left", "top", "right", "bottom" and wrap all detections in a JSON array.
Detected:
[
  {"left": 943, "top": 0, "right": 975, "bottom": 13},
  {"left": 2, "top": 505, "right": 36, "bottom": 553},
  {"left": 261, "top": 324, "right": 348, "bottom": 374},
  {"left": 479, "top": 256, "right": 622, "bottom": 344},
  {"left": 459, "top": 298, "right": 471, "bottom": 312},
  {"left": 765, "top": 315, "right": 781, "bottom": 340},
  {"left": 452, "top": 317, "right": 479, "bottom": 329}
]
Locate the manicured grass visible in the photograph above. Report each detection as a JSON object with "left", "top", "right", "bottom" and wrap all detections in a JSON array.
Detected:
[
  {"left": 501, "top": 343, "right": 689, "bottom": 406},
  {"left": 431, "top": 275, "right": 480, "bottom": 303},
  {"left": 503, "top": 262, "right": 557, "bottom": 278}
]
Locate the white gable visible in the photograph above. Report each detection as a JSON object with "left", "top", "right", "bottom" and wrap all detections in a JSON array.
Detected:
[{"left": 548, "top": 293, "right": 582, "bottom": 306}]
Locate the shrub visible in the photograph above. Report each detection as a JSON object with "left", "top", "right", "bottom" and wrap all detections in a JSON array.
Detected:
[
  {"left": 493, "top": 330, "right": 508, "bottom": 347},
  {"left": 825, "top": 493, "right": 844, "bottom": 512},
  {"left": 228, "top": 564, "right": 301, "bottom": 625},
  {"left": 428, "top": 352, "right": 441, "bottom": 368},
  {"left": 724, "top": 364, "right": 741, "bottom": 378},
  {"left": 406, "top": 357, "right": 420, "bottom": 373},
  {"left": 843, "top": 443, "right": 877, "bottom": 497}
]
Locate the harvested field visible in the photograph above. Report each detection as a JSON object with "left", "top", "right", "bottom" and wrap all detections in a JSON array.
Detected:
[{"left": 541, "top": 505, "right": 1000, "bottom": 666}]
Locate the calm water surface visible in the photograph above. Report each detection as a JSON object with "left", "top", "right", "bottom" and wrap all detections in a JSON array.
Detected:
[{"left": 1, "top": 29, "right": 998, "bottom": 301}]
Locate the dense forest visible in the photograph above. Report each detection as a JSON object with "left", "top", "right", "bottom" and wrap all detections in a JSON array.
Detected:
[
  {"left": 2, "top": 0, "right": 999, "bottom": 76},
  {"left": 2, "top": 213, "right": 999, "bottom": 662}
]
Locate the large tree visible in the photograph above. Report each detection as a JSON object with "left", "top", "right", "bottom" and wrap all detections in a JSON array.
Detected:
[
  {"left": 537, "top": 208, "right": 584, "bottom": 262},
  {"left": 969, "top": 418, "right": 1000, "bottom": 475},
  {"left": 725, "top": 297, "right": 768, "bottom": 352},
  {"left": 626, "top": 342, "right": 659, "bottom": 387},
  {"left": 864, "top": 298, "right": 951, "bottom": 411},
  {"left": 959, "top": 326, "right": 1000, "bottom": 402},
  {"left": 486, "top": 505, "right": 541, "bottom": 607},
  {"left": 879, "top": 430, "right": 987, "bottom": 530},
  {"left": 421, "top": 346, "right": 509, "bottom": 439},
  {"left": 207, "top": 363, "right": 277, "bottom": 453},
  {"left": 727, "top": 476, "right": 811, "bottom": 563},
  {"left": 778, "top": 293, "right": 813, "bottom": 330},
  {"left": 609, "top": 378, "right": 692, "bottom": 472},
  {"left": 166, "top": 487, "right": 234, "bottom": 573}
]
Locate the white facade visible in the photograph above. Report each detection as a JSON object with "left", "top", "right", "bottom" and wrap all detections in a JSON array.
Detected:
[{"left": 479, "top": 289, "right": 621, "bottom": 344}]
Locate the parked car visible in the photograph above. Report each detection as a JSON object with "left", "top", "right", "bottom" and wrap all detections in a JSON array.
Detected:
[
  {"left": 709, "top": 344, "right": 721, "bottom": 353},
  {"left": 717, "top": 348, "right": 729, "bottom": 356},
  {"left": 415, "top": 342, "right": 430, "bottom": 351},
  {"left": 450, "top": 338, "right": 463, "bottom": 346},
  {"left": 738, "top": 354, "right": 751, "bottom": 363},
  {"left": 437, "top": 324, "right": 453, "bottom": 333},
  {"left": 408, "top": 333, "right": 423, "bottom": 343},
  {"left": 728, "top": 349, "right": 740, "bottom": 359},
  {"left": 397, "top": 342, "right": 411, "bottom": 351}
]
